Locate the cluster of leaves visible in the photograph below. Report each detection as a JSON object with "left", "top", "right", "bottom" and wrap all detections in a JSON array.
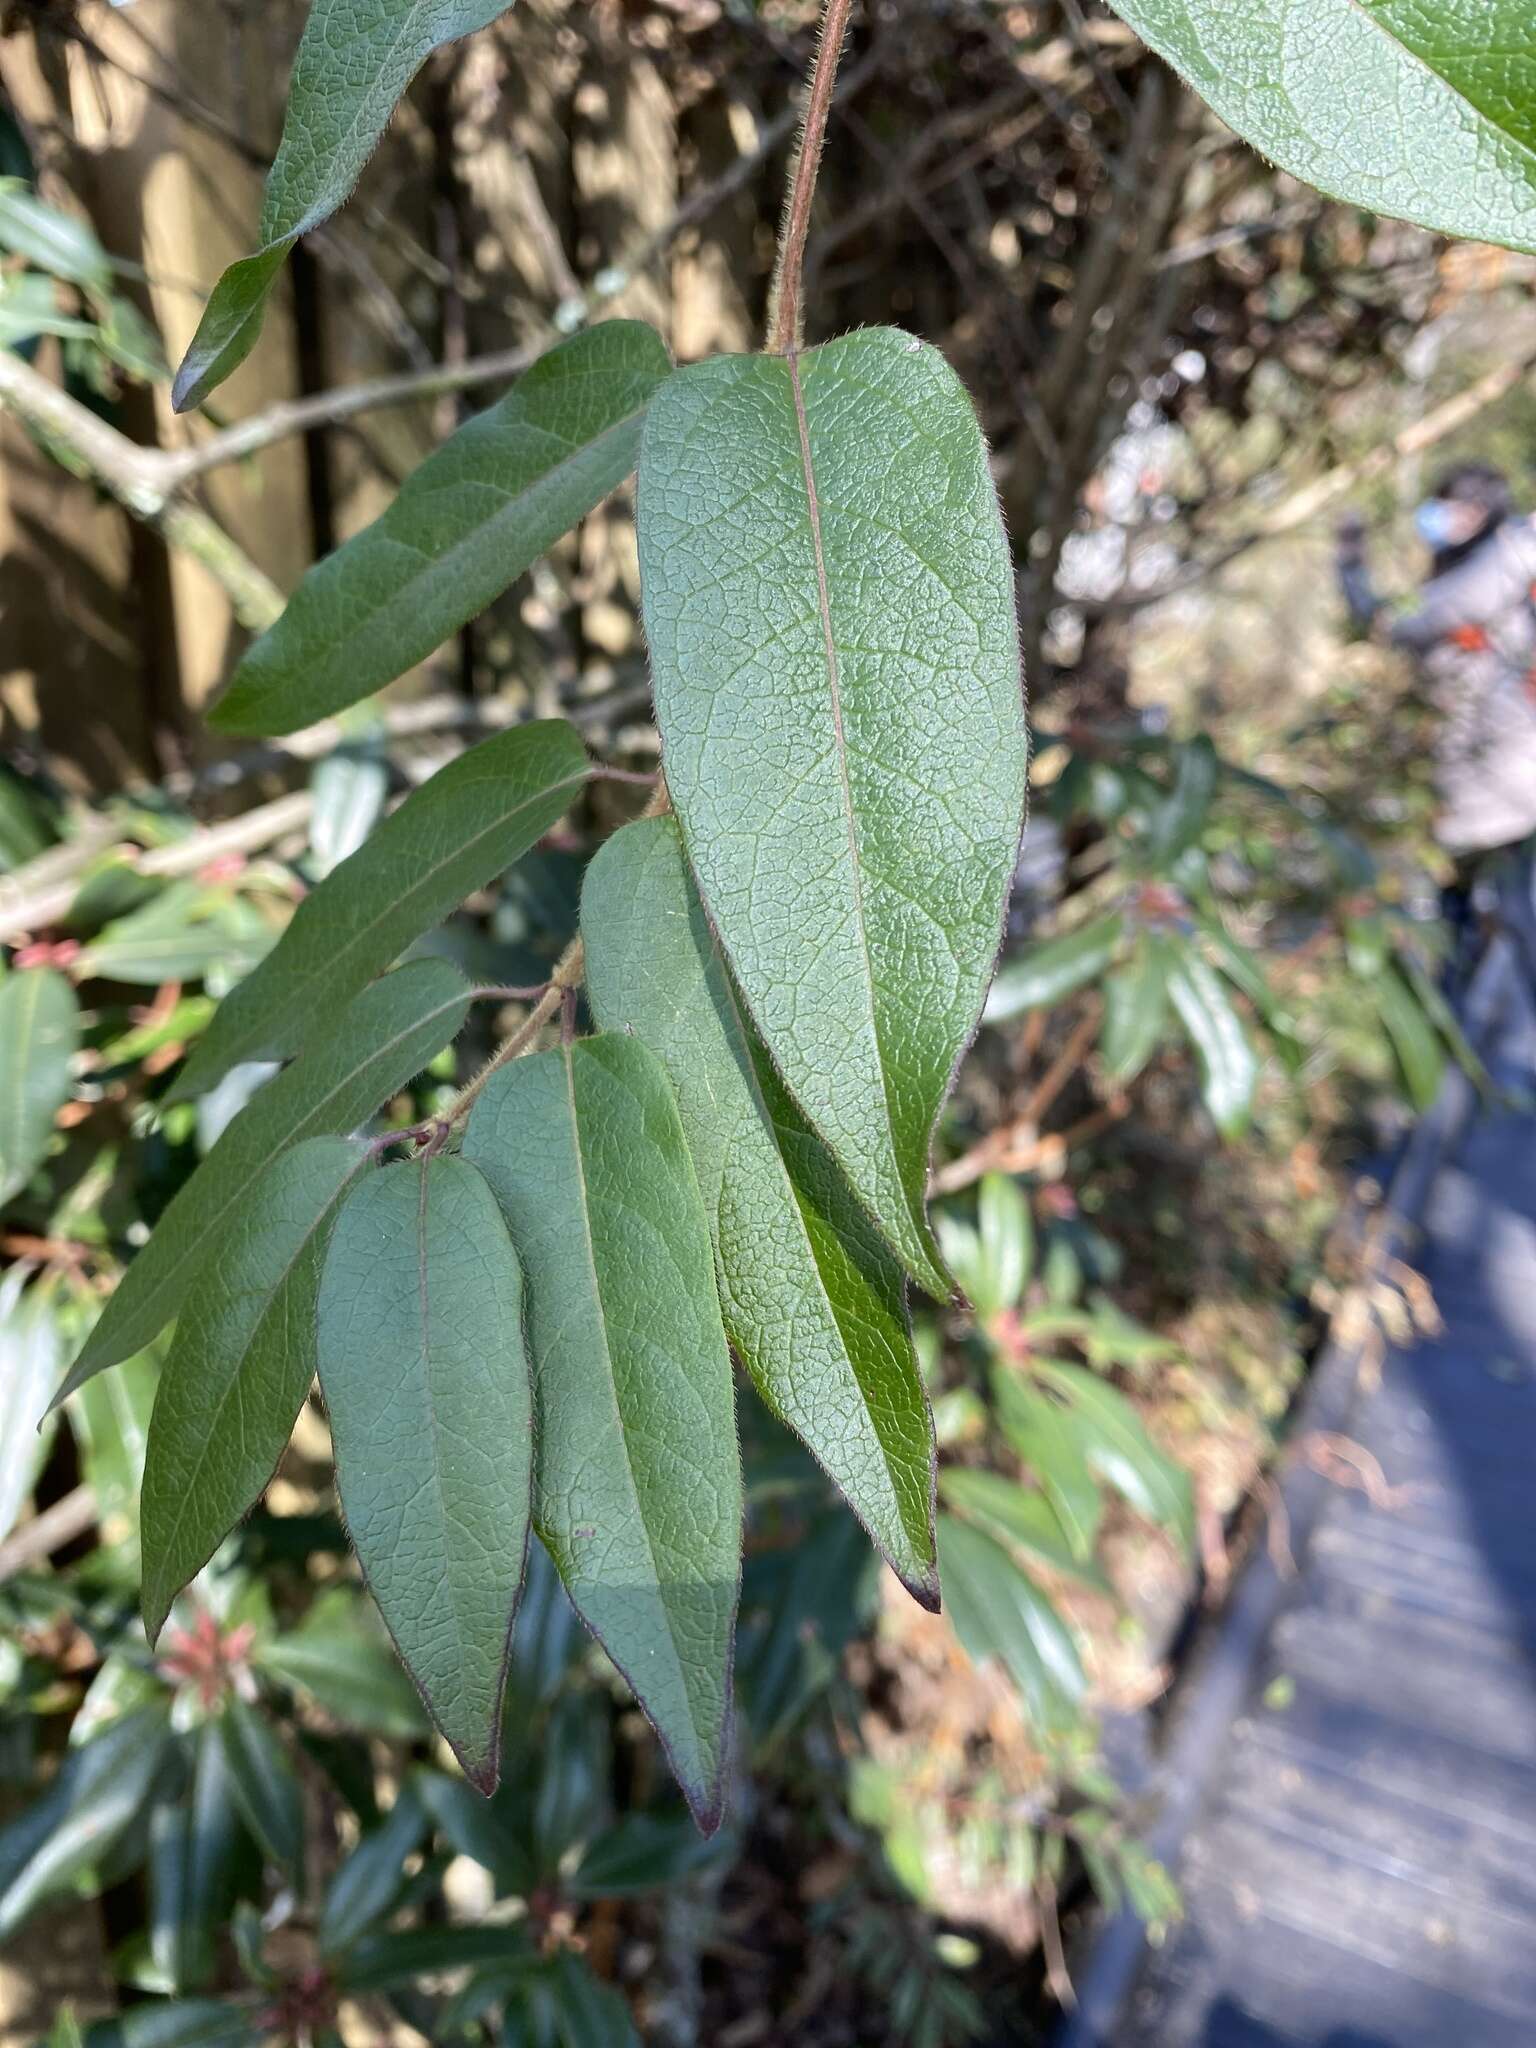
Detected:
[{"left": 0, "top": 175, "right": 164, "bottom": 389}]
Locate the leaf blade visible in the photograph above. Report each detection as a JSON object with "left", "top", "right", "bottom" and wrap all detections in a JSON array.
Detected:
[
  {"left": 639, "top": 330, "right": 1027, "bottom": 1298},
  {"left": 0, "top": 968, "right": 78, "bottom": 1206},
  {"left": 1166, "top": 946, "right": 1258, "bottom": 1137}
]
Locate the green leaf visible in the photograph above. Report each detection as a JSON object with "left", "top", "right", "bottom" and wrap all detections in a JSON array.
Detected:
[
  {"left": 307, "top": 748, "right": 389, "bottom": 878},
  {"left": 120, "top": 2001, "right": 261, "bottom": 2048},
  {"left": 977, "top": 1173, "right": 1034, "bottom": 1315},
  {"left": 1099, "top": 935, "right": 1170, "bottom": 1085},
  {"left": 532, "top": 1952, "right": 641, "bottom": 2048},
  {"left": 1374, "top": 959, "right": 1447, "bottom": 1112},
  {"left": 1139, "top": 736, "right": 1216, "bottom": 871},
  {"left": 338, "top": 1922, "right": 532, "bottom": 1994},
  {"left": 55, "top": 957, "right": 470, "bottom": 1402},
  {"left": 0, "top": 968, "right": 77, "bottom": 1205},
  {"left": 986, "top": 914, "right": 1124, "bottom": 1024},
  {"left": 318, "top": 1784, "right": 428, "bottom": 1957},
  {"left": 582, "top": 815, "right": 936, "bottom": 1604},
  {"left": 936, "top": 1515, "right": 1084, "bottom": 1730},
  {"left": 172, "top": 724, "right": 587, "bottom": 1101},
  {"left": 0, "top": 179, "right": 111, "bottom": 289},
  {"left": 219, "top": 1698, "right": 304, "bottom": 1876},
  {"left": 937, "top": 1467, "right": 1112, "bottom": 1593},
  {"left": 463, "top": 1034, "right": 742, "bottom": 1830},
  {"left": 0, "top": 1270, "right": 60, "bottom": 1543},
  {"left": 639, "top": 329, "right": 1027, "bottom": 1298},
  {"left": 991, "top": 1370, "right": 1102, "bottom": 1561},
  {"left": 1035, "top": 1360, "right": 1194, "bottom": 1552},
  {"left": 257, "top": 1592, "right": 431, "bottom": 1739},
  {"left": 150, "top": 1721, "right": 240, "bottom": 1992},
  {"left": 1398, "top": 946, "right": 1488, "bottom": 1090},
  {"left": 568, "top": 1811, "right": 725, "bottom": 1898},
  {"left": 318, "top": 1155, "right": 533, "bottom": 1789},
  {"left": 415, "top": 1770, "right": 537, "bottom": 1893},
  {"left": 68, "top": 1348, "right": 157, "bottom": 1538},
  {"left": 212, "top": 324, "right": 670, "bottom": 732},
  {"left": 140, "top": 1136, "right": 371, "bottom": 1643},
  {"left": 172, "top": 0, "right": 519, "bottom": 411},
  {"left": 1166, "top": 946, "right": 1258, "bottom": 1137},
  {"left": 75, "top": 879, "right": 268, "bottom": 986},
  {"left": 1105, "top": 0, "right": 1536, "bottom": 255}
]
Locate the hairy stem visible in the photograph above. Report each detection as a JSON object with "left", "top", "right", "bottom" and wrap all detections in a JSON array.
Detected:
[{"left": 768, "top": 0, "right": 857, "bottom": 356}]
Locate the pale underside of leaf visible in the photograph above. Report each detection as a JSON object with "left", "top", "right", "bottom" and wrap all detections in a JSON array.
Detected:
[
  {"left": 463, "top": 1033, "right": 742, "bottom": 1829},
  {"left": 318, "top": 1155, "right": 533, "bottom": 1790},
  {"left": 582, "top": 815, "right": 937, "bottom": 1605},
  {"left": 639, "top": 329, "right": 1027, "bottom": 1303}
]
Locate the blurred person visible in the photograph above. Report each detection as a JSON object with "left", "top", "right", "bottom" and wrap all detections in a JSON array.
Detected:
[{"left": 1337, "top": 461, "right": 1536, "bottom": 983}]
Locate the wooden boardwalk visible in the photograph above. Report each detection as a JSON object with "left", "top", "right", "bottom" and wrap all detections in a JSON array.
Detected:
[{"left": 1062, "top": 954, "right": 1536, "bottom": 2047}]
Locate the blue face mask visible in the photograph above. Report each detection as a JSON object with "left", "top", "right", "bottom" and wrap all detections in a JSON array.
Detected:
[{"left": 1414, "top": 498, "right": 1469, "bottom": 550}]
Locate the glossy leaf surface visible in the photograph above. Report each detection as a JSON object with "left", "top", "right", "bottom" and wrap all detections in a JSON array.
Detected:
[
  {"left": 464, "top": 1033, "right": 742, "bottom": 1829},
  {"left": 639, "top": 328, "right": 1027, "bottom": 1297},
  {"left": 141, "top": 1136, "right": 371, "bottom": 1642},
  {"left": 937, "top": 1514, "right": 1084, "bottom": 1730},
  {"left": 985, "top": 914, "right": 1124, "bottom": 1024},
  {"left": 212, "top": 325, "right": 670, "bottom": 734},
  {"left": 318, "top": 1155, "right": 533, "bottom": 1788},
  {"left": 57, "top": 958, "right": 469, "bottom": 1402},
  {"left": 1106, "top": 0, "right": 1536, "bottom": 255},
  {"left": 938, "top": 1466, "right": 1112, "bottom": 1593},
  {"left": 173, "top": 724, "right": 588, "bottom": 1098},
  {"left": 582, "top": 816, "right": 936, "bottom": 1604},
  {"left": 173, "top": 0, "right": 519, "bottom": 410},
  {"left": 1036, "top": 1360, "right": 1194, "bottom": 1551},
  {"left": 0, "top": 968, "right": 77, "bottom": 1205},
  {"left": 1167, "top": 947, "right": 1258, "bottom": 1137}
]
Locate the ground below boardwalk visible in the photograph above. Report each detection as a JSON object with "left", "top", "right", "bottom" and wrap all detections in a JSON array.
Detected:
[{"left": 1109, "top": 969, "right": 1536, "bottom": 2048}]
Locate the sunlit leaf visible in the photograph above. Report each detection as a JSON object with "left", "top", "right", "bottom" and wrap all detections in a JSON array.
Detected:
[
  {"left": 937, "top": 1515, "right": 1084, "bottom": 1729},
  {"left": 0, "top": 968, "right": 77, "bottom": 1206},
  {"left": 1035, "top": 1360, "right": 1194, "bottom": 1551},
  {"left": 938, "top": 1467, "right": 1112, "bottom": 1593},
  {"left": 986, "top": 914, "right": 1124, "bottom": 1024},
  {"left": 1166, "top": 946, "right": 1258, "bottom": 1137}
]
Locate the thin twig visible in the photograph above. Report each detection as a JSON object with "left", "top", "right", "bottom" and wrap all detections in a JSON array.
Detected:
[
  {"left": 0, "top": 1486, "right": 99, "bottom": 1586},
  {"left": 768, "top": 0, "right": 857, "bottom": 355}
]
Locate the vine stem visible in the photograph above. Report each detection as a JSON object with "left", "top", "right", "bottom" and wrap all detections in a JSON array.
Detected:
[{"left": 767, "top": 0, "right": 857, "bottom": 356}]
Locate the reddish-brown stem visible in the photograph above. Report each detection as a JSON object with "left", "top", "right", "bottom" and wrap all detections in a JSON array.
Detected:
[{"left": 768, "top": 0, "right": 857, "bottom": 356}]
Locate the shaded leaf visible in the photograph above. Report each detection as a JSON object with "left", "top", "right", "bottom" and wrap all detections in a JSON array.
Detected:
[
  {"left": 318, "top": 1785, "right": 429, "bottom": 1957},
  {"left": 640, "top": 329, "right": 1026, "bottom": 1297},
  {"left": 1106, "top": 0, "right": 1536, "bottom": 256},
  {"left": 120, "top": 2002, "right": 260, "bottom": 2048},
  {"left": 150, "top": 1721, "right": 240, "bottom": 1992},
  {"left": 212, "top": 325, "right": 670, "bottom": 733},
  {"left": 1166, "top": 947, "right": 1258, "bottom": 1137},
  {"left": 1374, "top": 959, "right": 1446, "bottom": 1112},
  {"left": 140, "top": 1136, "right": 371, "bottom": 1642},
  {"left": 57, "top": 957, "right": 470, "bottom": 1401},
  {"left": 582, "top": 815, "right": 936, "bottom": 1604},
  {"left": 220, "top": 1698, "right": 303, "bottom": 1876},
  {"left": 338, "top": 1922, "right": 532, "bottom": 1994},
  {"left": 464, "top": 1034, "right": 742, "bottom": 1830},
  {"left": 568, "top": 1810, "right": 726, "bottom": 1898},
  {"left": 415, "top": 1770, "right": 537, "bottom": 1894},
  {"left": 986, "top": 914, "right": 1124, "bottom": 1024},
  {"left": 937, "top": 1467, "right": 1112, "bottom": 1593},
  {"left": 1140, "top": 736, "right": 1217, "bottom": 870},
  {"left": 991, "top": 1369, "right": 1102, "bottom": 1561},
  {"left": 257, "top": 1592, "right": 431, "bottom": 1739},
  {"left": 1036, "top": 1360, "right": 1194, "bottom": 1552},
  {"left": 173, "top": 0, "right": 520, "bottom": 411},
  {"left": 936, "top": 1515, "right": 1084, "bottom": 1730},
  {"left": 172, "top": 725, "right": 586, "bottom": 1100},
  {"left": 1100, "top": 934, "right": 1170, "bottom": 1084},
  {"left": 318, "top": 1155, "right": 533, "bottom": 1789},
  {"left": 0, "top": 968, "right": 77, "bottom": 1206}
]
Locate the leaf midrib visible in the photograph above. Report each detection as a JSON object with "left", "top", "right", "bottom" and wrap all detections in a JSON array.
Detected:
[{"left": 412, "top": 1158, "right": 476, "bottom": 1693}]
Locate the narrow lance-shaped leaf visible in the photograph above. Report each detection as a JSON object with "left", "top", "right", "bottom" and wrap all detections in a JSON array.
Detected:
[
  {"left": 0, "top": 1270, "right": 60, "bottom": 1544},
  {"left": 1166, "top": 946, "right": 1258, "bottom": 1138},
  {"left": 991, "top": 1367, "right": 1102, "bottom": 1562},
  {"left": 141, "top": 1136, "right": 371, "bottom": 1643},
  {"left": 211, "top": 325, "right": 671, "bottom": 735},
  {"left": 639, "top": 329, "right": 1027, "bottom": 1299},
  {"left": 0, "top": 967, "right": 78, "bottom": 1205},
  {"left": 582, "top": 816, "right": 937, "bottom": 1605},
  {"left": 1099, "top": 933, "right": 1171, "bottom": 1084},
  {"left": 936, "top": 1515, "right": 1084, "bottom": 1731},
  {"left": 464, "top": 1034, "right": 743, "bottom": 1830},
  {"left": 937, "top": 1467, "right": 1113, "bottom": 1594},
  {"left": 318, "top": 1156, "right": 533, "bottom": 1790},
  {"left": 1105, "top": 0, "right": 1536, "bottom": 256},
  {"left": 173, "top": 0, "right": 520, "bottom": 411},
  {"left": 172, "top": 724, "right": 589, "bottom": 1101},
  {"left": 1036, "top": 1360, "right": 1194, "bottom": 1552},
  {"left": 54, "top": 958, "right": 470, "bottom": 1405},
  {"left": 1373, "top": 959, "right": 1446, "bottom": 1113},
  {"left": 986, "top": 912, "right": 1125, "bottom": 1025}
]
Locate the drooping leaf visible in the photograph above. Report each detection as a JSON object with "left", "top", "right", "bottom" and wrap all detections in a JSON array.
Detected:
[
  {"left": 75, "top": 879, "right": 270, "bottom": 986},
  {"left": 1374, "top": 959, "right": 1447, "bottom": 1112},
  {"left": 338, "top": 1922, "right": 534, "bottom": 1995},
  {"left": 936, "top": 1515, "right": 1084, "bottom": 1730},
  {"left": 211, "top": 324, "right": 671, "bottom": 733},
  {"left": 150, "top": 1720, "right": 240, "bottom": 1993},
  {"left": 1139, "top": 736, "right": 1217, "bottom": 871},
  {"left": 0, "top": 1269, "right": 60, "bottom": 1540},
  {"left": 317, "top": 1784, "right": 429, "bottom": 1957},
  {"left": 1166, "top": 946, "right": 1258, "bottom": 1137},
  {"left": 172, "top": 0, "right": 521, "bottom": 411},
  {"left": 1035, "top": 1360, "right": 1194, "bottom": 1552},
  {"left": 463, "top": 1033, "right": 742, "bottom": 1830},
  {"left": 0, "top": 967, "right": 77, "bottom": 1205},
  {"left": 220, "top": 1698, "right": 304, "bottom": 1876},
  {"left": 256, "top": 1591, "right": 431, "bottom": 1739},
  {"left": 938, "top": 1467, "right": 1112, "bottom": 1594},
  {"left": 976, "top": 1172, "right": 1034, "bottom": 1316},
  {"left": 0, "top": 179, "right": 111, "bottom": 289},
  {"left": 120, "top": 2002, "right": 260, "bottom": 2048},
  {"left": 1099, "top": 934, "right": 1171, "bottom": 1084},
  {"left": 639, "top": 329, "right": 1027, "bottom": 1298},
  {"left": 140, "top": 1136, "right": 371, "bottom": 1642},
  {"left": 318, "top": 1155, "right": 533, "bottom": 1789},
  {"left": 986, "top": 914, "right": 1124, "bottom": 1024},
  {"left": 56, "top": 957, "right": 470, "bottom": 1403},
  {"left": 1105, "top": 0, "right": 1536, "bottom": 257},
  {"left": 1398, "top": 946, "right": 1488, "bottom": 1090},
  {"left": 991, "top": 1369, "right": 1102, "bottom": 1561},
  {"left": 568, "top": 1810, "right": 727, "bottom": 1898},
  {"left": 582, "top": 816, "right": 936, "bottom": 1604},
  {"left": 172, "top": 725, "right": 588, "bottom": 1100}
]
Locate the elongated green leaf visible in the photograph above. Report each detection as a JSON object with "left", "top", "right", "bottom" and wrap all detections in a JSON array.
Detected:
[
  {"left": 1166, "top": 947, "right": 1258, "bottom": 1137},
  {"left": 1398, "top": 947, "right": 1487, "bottom": 1090},
  {"left": 977, "top": 1172, "right": 1033, "bottom": 1316},
  {"left": 121, "top": 2003, "right": 260, "bottom": 2048},
  {"left": 991, "top": 1369, "right": 1102, "bottom": 1561},
  {"left": 56, "top": 958, "right": 470, "bottom": 1403},
  {"left": 937, "top": 1515, "right": 1084, "bottom": 1730},
  {"left": 0, "top": 968, "right": 77, "bottom": 1205},
  {"left": 256, "top": 1595, "right": 430, "bottom": 1739},
  {"left": 173, "top": 725, "right": 588, "bottom": 1101},
  {"left": 1099, "top": 934, "right": 1171, "bottom": 1084},
  {"left": 211, "top": 325, "right": 669, "bottom": 732},
  {"left": 464, "top": 1034, "right": 742, "bottom": 1829},
  {"left": 582, "top": 816, "right": 936, "bottom": 1604},
  {"left": 141, "top": 1136, "right": 371, "bottom": 1643},
  {"left": 151, "top": 1721, "right": 240, "bottom": 1992},
  {"left": 1107, "top": 0, "right": 1536, "bottom": 253},
  {"left": 937, "top": 1467, "right": 1112, "bottom": 1593},
  {"left": 172, "top": 0, "right": 519, "bottom": 411},
  {"left": 318, "top": 1155, "right": 532, "bottom": 1789},
  {"left": 0, "top": 1270, "right": 60, "bottom": 1541},
  {"left": 1036, "top": 1360, "right": 1194, "bottom": 1552},
  {"left": 1140, "top": 737, "right": 1217, "bottom": 871},
  {"left": 1374, "top": 959, "right": 1447, "bottom": 1112},
  {"left": 318, "top": 1785, "right": 428, "bottom": 1957},
  {"left": 986, "top": 914, "right": 1124, "bottom": 1025},
  {"left": 640, "top": 329, "right": 1026, "bottom": 1299},
  {"left": 220, "top": 1699, "right": 304, "bottom": 1876}
]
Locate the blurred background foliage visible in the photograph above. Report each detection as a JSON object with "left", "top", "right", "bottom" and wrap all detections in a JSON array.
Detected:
[{"left": 0, "top": 0, "right": 1531, "bottom": 2041}]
